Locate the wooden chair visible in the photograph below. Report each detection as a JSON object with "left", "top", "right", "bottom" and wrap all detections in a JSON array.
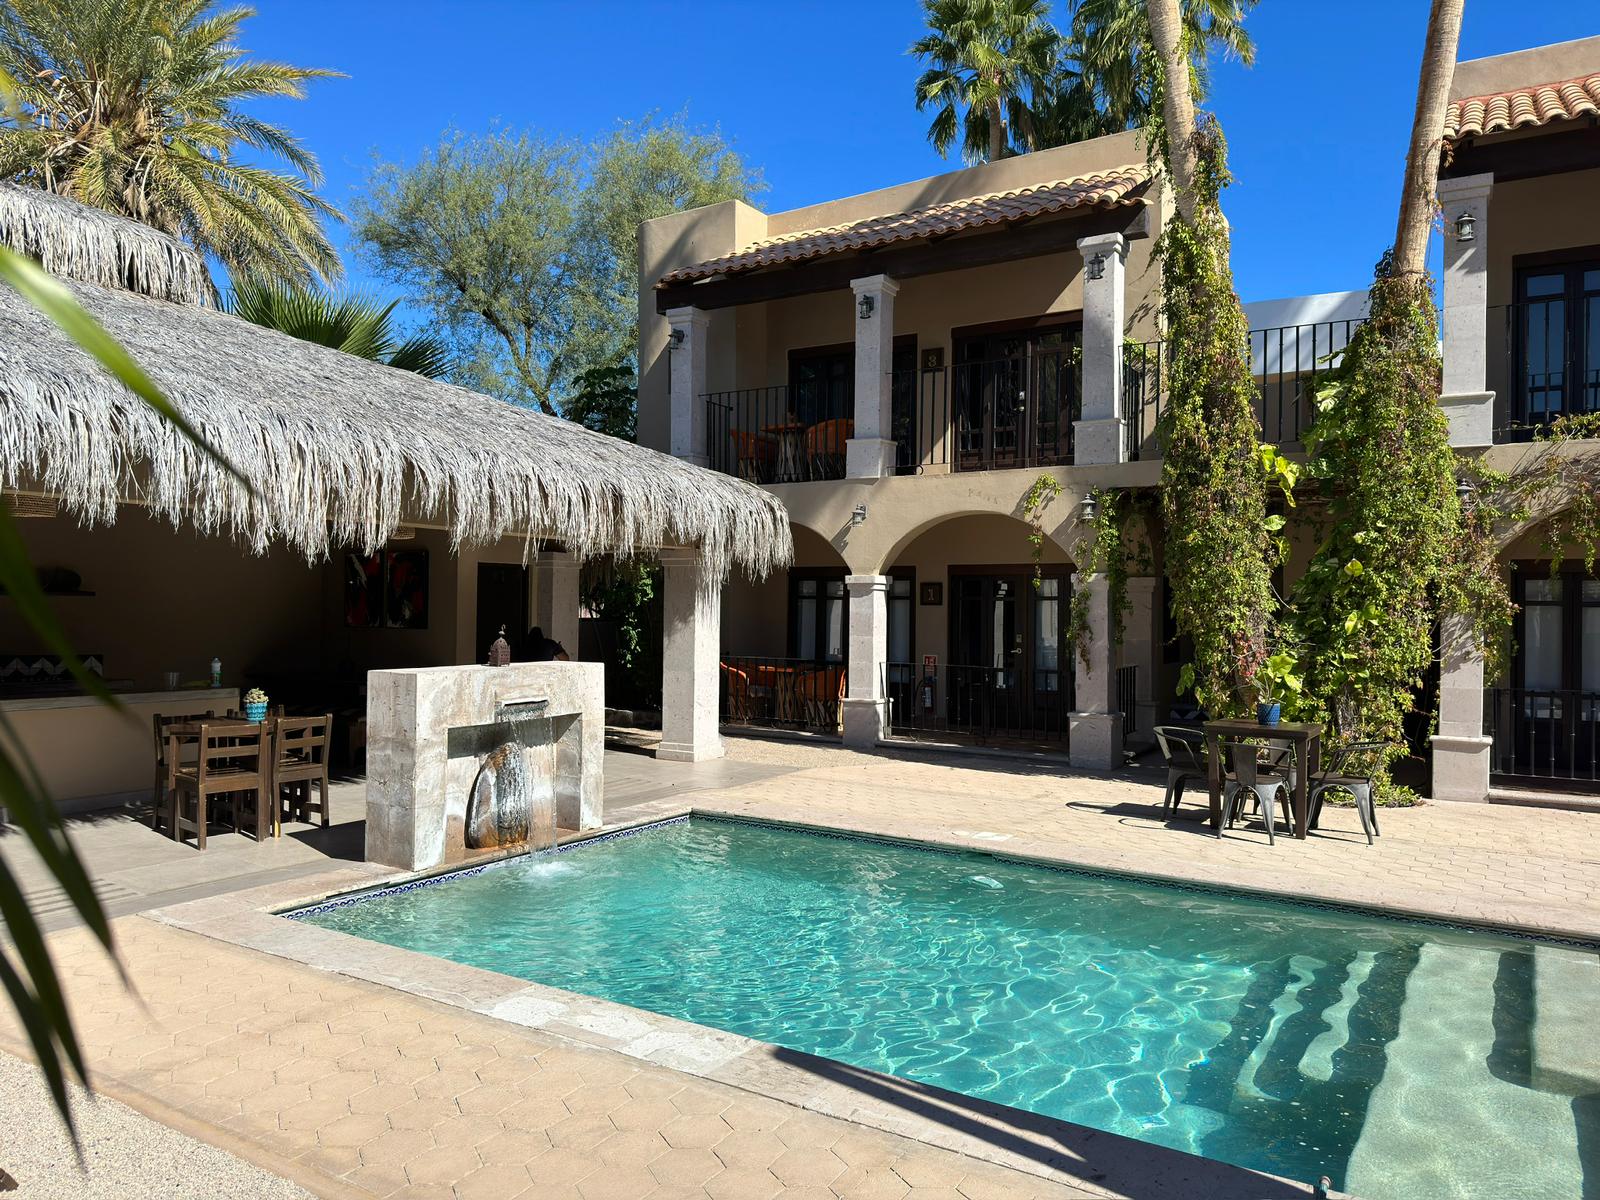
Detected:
[
  {"left": 152, "top": 709, "right": 215, "bottom": 831},
  {"left": 169, "top": 722, "right": 269, "bottom": 849},
  {"left": 720, "top": 663, "right": 753, "bottom": 725},
  {"left": 275, "top": 714, "right": 332, "bottom": 829},
  {"left": 730, "top": 430, "right": 778, "bottom": 483}
]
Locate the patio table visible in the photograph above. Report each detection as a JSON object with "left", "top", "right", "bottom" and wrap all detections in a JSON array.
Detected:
[
  {"left": 1203, "top": 718, "right": 1322, "bottom": 840},
  {"left": 165, "top": 715, "right": 280, "bottom": 838},
  {"left": 762, "top": 422, "right": 807, "bottom": 483}
]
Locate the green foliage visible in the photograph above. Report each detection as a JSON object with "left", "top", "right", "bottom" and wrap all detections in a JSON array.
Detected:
[
  {"left": 1290, "top": 260, "right": 1461, "bottom": 772},
  {"left": 564, "top": 363, "right": 638, "bottom": 441},
  {"left": 1154, "top": 119, "right": 1276, "bottom": 717},
  {"left": 0, "top": 0, "right": 343, "bottom": 287},
  {"left": 1021, "top": 472, "right": 1062, "bottom": 586},
  {"left": 228, "top": 277, "right": 450, "bottom": 378},
  {"left": 1065, "top": 487, "right": 1124, "bottom": 665},
  {"left": 356, "top": 116, "right": 759, "bottom": 416},
  {"left": 581, "top": 559, "right": 662, "bottom": 709}
]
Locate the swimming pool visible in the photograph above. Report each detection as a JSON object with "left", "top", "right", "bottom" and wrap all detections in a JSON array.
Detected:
[{"left": 296, "top": 817, "right": 1598, "bottom": 1199}]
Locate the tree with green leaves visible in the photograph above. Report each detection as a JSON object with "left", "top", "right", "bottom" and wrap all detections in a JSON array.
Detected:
[
  {"left": 0, "top": 0, "right": 342, "bottom": 287},
  {"left": 911, "top": 0, "right": 1062, "bottom": 162},
  {"left": 355, "top": 116, "right": 759, "bottom": 418},
  {"left": 228, "top": 277, "right": 451, "bottom": 378}
]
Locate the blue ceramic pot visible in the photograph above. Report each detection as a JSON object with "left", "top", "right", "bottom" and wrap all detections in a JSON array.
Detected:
[
  {"left": 244, "top": 700, "right": 268, "bottom": 721},
  {"left": 1257, "top": 701, "right": 1281, "bottom": 726}
]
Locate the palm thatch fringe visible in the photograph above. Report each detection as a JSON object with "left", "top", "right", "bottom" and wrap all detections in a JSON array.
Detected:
[
  {"left": 0, "top": 183, "right": 213, "bottom": 306},
  {"left": 0, "top": 275, "right": 792, "bottom": 586}
]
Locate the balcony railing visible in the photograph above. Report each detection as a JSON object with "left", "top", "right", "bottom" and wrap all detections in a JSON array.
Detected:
[
  {"left": 1488, "top": 302, "right": 1600, "bottom": 440},
  {"left": 720, "top": 655, "right": 845, "bottom": 734},
  {"left": 704, "top": 387, "right": 851, "bottom": 483},
  {"left": 1485, "top": 687, "right": 1600, "bottom": 785},
  {"left": 884, "top": 661, "right": 1071, "bottom": 744}
]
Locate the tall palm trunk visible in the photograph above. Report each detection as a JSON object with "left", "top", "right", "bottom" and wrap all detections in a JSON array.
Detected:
[
  {"left": 987, "top": 94, "right": 1007, "bottom": 160},
  {"left": 1393, "top": 0, "right": 1464, "bottom": 279},
  {"left": 1147, "top": 0, "right": 1196, "bottom": 219}
]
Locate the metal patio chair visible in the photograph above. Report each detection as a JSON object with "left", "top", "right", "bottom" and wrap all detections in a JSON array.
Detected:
[
  {"left": 1308, "top": 741, "right": 1390, "bottom": 846},
  {"left": 1154, "top": 725, "right": 1208, "bottom": 815},
  {"left": 1221, "top": 739, "right": 1294, "bottom": 845}
]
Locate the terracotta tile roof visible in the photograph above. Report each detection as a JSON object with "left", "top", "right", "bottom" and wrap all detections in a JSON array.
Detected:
[
  {"left": 656, "top": 166, "right": 1150, "bottom": 288},
  {"left": 1445, "top": 72, "right": 1600, "bottom": 141}
]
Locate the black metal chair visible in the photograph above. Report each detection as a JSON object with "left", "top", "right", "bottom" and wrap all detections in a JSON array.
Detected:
[
  {"left": 1221, "top": 739, "right": 1294, "bottom": 845},
  {"left": 1154, "top": 725, "right": 1208, "bottom": 815},
  {"left": 1309, "top": 741, "right": 1389, "bottom": 846}
]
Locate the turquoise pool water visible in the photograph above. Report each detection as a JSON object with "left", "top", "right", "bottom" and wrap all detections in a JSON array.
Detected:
[{"left": 299, "top": 818, "right": 1598, "bottom": 1198}]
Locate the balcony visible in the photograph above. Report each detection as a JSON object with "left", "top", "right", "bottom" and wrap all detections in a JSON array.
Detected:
[
  {"left": 1489, "top": 300, "right": 1600, "bottom": 440},
  {"left": 702, "top": 319, "right": 1364, "bottom": 480}
]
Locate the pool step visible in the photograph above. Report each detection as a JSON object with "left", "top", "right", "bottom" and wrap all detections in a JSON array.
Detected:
[{"left": 1530, "top": 945, "right": 1600, "bottom": 1096}]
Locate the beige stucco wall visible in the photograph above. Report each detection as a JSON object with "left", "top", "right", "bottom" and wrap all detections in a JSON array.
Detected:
[{"left": 1451, "top": 36, "right": 1600, "bottom": 100}]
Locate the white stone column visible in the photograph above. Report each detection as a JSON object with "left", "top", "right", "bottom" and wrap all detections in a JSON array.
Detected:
[
  {"left": 847, "top": 275, "right": 899, "bottom": 479},
  {"left": 1069, "top": 571, "right": 1123, "bottom": 770},
  {"left": 1073, "top": 233, "right": 1128, "bottom": 466},
  {"left": 533, "top": 551, "right": 581, "bottom": 659},
  {"left": 666, "top": 306, "right": 710, "bottom": 466},
  {"left": 841, "top": 574, "right": 889, "bottom": 747},
  {"left": 1438, "top": 173, "right": 1495, "bottom": 448},
  {"left": 658, "top": 547, "right": 722, "bottom": 762},
  {"left": 1431, "top": 614, "right": 1491, "bottom": 801},
  {"left": 1121, "top": 576, "right": 1159, "bottom": 744}
]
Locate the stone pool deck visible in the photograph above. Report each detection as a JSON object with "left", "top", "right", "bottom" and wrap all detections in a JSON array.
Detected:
[{"left": 3, "top": 735, "right": 1596, "bottom": 1198}]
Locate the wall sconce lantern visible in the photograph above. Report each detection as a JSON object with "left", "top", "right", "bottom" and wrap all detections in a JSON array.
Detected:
[
  {"left": 1456, "top": 477, "right": 1476, "bottom": 507},
  {"left": 851, "top": 503, "right": 868, "bottom": 527},
  {"left": 1086, "top": 253, "right": 1106, "bottom": 282},
  {"left": 1078, "top": 492, "right": 1098, "bottom": 523},
  {"left": 857, "top": 293, "right": 876, "bottom": 320},
  {"left": 667, "top": 328, "right": 685, "bottom": 348},
  {"left": 1454, "top": 210, "right": 1477, "bottom": 243}
]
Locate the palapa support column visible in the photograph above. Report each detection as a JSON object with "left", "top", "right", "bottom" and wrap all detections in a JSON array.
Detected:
[
  {"left": 841, "top": 574, "right": 890, "bottom": 748},
  {"left": 1437, "top": 173, "right": 1494, "bottom": 448},
  {"left": 658, "top": 547, "right": 722, "bottom": 762},
  {"left": 534, "top": 551, "right": 581, "bottom": 659},
  {"left": 1069, "top": 571, "right": 1123, "bottom": 770},
  {"left": 1431, "top": 613, "right": 1491, "bottom": 802},
  {"left": 666, "top": 306, "right": 711, "bottom": 467}
]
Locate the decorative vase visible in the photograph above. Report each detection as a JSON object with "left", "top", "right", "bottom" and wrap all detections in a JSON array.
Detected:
[
  {"left": 244, "top": 700, "right": 268, "bottom": 721},
  {"left": 1257, "top": 701, "right": 1281, "bottom": 726}
]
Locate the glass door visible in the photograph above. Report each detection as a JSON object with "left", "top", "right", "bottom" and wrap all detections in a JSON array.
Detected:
[
  {"left": 1515, "top": 264, "right": 1600, "bottom": 427},
  {"left": 952, "top": 323, "right": 1080, "bottom": 471},
  {"left": 949, "top": 571, "right": 1068, "bottom": 738}
]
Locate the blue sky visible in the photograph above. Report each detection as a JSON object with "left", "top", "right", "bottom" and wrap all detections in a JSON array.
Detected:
[{"left": 245, "top": 0, "right": 1593, "bottom": 309}]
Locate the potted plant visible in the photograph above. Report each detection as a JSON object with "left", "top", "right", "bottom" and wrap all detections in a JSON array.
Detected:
[
  {"left": 1255, "top": 651, "right": 1302, "bottom": 727},
  {"left": 243, "top": 687, "right": 269, "bottom": 722}
]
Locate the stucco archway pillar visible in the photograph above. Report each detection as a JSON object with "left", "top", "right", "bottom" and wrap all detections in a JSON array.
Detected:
[{"left": 658, "top": 547, "right": 722, "bottom": 762}]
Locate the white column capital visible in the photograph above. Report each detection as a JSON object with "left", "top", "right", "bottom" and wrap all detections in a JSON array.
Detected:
[
  {"left": 1076, "top": 231, "right": 1129, "bottom": 262},
  {"left": 850, "top": 274, "right": 900, "bottom": 299},
  {"left": 845, "top": 573, "right": 890, "bottom": 594},
  {"left": 1437, "top": 172, "right": 1495, "bottom": 204},
  {"left": 664, "top": 305, "right": 710, "bottom": 332}
]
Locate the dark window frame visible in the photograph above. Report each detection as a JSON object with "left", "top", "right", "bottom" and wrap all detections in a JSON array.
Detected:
[{"left": 1511, "top": 250, "right": 1600, "bottom": 425}]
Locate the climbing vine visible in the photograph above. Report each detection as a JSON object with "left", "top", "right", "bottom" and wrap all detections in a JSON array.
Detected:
[
  {"left": 1021, "top": 473, "right": 1061, "bottom": 588},
  {"left": 1154, "top": 119, "right": 1278, "bottom": 719}
]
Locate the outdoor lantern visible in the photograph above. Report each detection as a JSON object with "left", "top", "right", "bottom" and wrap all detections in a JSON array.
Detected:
[
  {"left": 667, "top": 328, "right": 685, "bottom": 348},
  {"left": 851, "top": 503, "right": 868, "bottom": 527},
  {"left": 1086, "top": 253, "right": 1106, "bottom": 281},
  {"left": 858, "top": 293, "right": 875, "bottom": 320},
  {"left": 1078, "top": 492, "right": 1098, "bottom": 523},
  {"left": 1455, "top": 210, "right": 1477, "bottom": 242},
  {"left": 1456, "top": 477, "right": 1476, "bottom": 506}
]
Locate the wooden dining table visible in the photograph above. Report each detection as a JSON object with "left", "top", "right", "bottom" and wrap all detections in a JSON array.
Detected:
[
  {"left": 165, "top": 715, "right": 281, "bottom": 838},
  {"left": 762, "top": 421, "right": 807, "bottom": 483},
  {"left": 1203, "top": 718, "right": 1323, "bottom": 839}
]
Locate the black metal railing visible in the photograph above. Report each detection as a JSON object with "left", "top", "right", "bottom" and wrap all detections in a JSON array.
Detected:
[
  {"left": 949, "top": 343, "right": 1081, "bottom": 472},
  {"left": 720, "top": 655, "right": 846, "bottom": 734},
  {"left": 884, "top": 661, "right": 1071, "bottom": 743},
  {"left": 704, "top": 387, "right": 851, "bottom": 483},
  {"left": 1116, "top": 664, "right": 1138, "bottom": 738},
  {"left": 1488, "top": 301, "right": 1600, "bottom": 441},
  {"left": 890, "top": 364, "right": 951, "bottom": 473},
  {"left": 1485, "top": 687, "right": 1600, "bottom": 784},
  {"left": 1124, "top": 340, "right": 1167, "bottom": 461}
]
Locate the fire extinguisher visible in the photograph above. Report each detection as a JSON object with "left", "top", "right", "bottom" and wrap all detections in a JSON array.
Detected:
[{"left": 920, "top": 673, "right": 936, "bottom": 712}]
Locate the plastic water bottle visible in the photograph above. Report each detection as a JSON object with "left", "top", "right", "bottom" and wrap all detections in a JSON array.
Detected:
[{"left": 210, "top": 657, "right": 221, "bottom": 688}]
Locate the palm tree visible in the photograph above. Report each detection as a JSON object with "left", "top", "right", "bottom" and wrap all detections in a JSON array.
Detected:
[
  {"left": 911, "top": 0, "right": 1062, "bottom": 163},
  {"left": 1393, "top": 0, "right": 1463, "bottom": 279},
  {"left": 228, "top": 277, "right": 451, "bottom": 377},
  {"left": 0, "top": 0, "right": 342, "bottom": 287},
  {"left": 1069, "top": 0, "right": 1255, "bottom": 138}
]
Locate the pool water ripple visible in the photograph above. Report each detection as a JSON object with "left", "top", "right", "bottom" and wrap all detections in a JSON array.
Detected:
[{"left": 301, "top": 819, "right": 1598, "bottom": 1199}]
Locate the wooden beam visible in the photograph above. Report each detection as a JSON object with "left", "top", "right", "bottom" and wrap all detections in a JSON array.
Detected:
[
  {"left": 655, "top": 203, "right": 1151, "bottom": 314},
  {"left": 1442, "top": 122, "right": 1600, "bottom": 183}
]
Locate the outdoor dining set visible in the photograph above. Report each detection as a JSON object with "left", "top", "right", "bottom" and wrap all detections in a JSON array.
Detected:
[
  {"left": 1154, "top": 717, "right": 1386, "bottom": 845},
  {"left": 730, "top": 417, "right": 853, "bottom": 483},
  {"left": 151, "top": 708, "right": 332, "bottom": 849}
]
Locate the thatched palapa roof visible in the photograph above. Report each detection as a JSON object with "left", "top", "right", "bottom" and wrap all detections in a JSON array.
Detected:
[{"left": 0, "top": 184, "right": 791, "bottom": 583}]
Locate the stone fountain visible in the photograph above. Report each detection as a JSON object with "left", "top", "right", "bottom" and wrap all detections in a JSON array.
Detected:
[{"left": 364, "top": 661, "right": 604, "bottom": 871}]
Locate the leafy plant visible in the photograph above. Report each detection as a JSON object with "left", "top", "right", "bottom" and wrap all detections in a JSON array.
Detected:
[
  {"left": 228, "top": 278, "right": 450, "bottom": 377},
  {"left": 0, "top": 0, "right": 343, "bottom": 287},
  {"left": 1021, "top": 473, "right": 1061, "bottom": 588}
]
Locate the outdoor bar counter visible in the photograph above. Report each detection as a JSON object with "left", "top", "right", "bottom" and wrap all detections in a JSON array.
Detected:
[{"left": 0, "top": 686, "right": 238, "bottom": 814}]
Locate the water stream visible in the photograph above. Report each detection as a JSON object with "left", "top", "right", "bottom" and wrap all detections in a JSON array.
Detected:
[{"left": 466, "top": 708, "right": 558, "bottom": 853}]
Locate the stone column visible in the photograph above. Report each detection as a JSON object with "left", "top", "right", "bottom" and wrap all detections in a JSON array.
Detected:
[
  {"left": 666, "top": 306, "right": 710, "bottom": 466},
  {"left": 1069, "top": 571, "right": 1123, "bottom": 770},
  {"left": 1073, "top": 233, "right": 1128, "bottom": 466},
  {"left": 1438, "top": 173, "right": 1494, "bottom": 448},
  {"left": 658, "top": 547, "right": 722, "bottom": 762},
  {"left": 841, "top": 574, "right": 889, "bottom": 747},
  {"left": 847, "top": 275, "right": 900, "bottom": 479},
  {"left": 1121, "top": 576, "right": 1159, "bottom": 744},
  {"left": 1431, "top": 614, "right": 1491, "bottom": 802},
  {"left": 533, "top": 551, "right": 581, "bottom": 659}
]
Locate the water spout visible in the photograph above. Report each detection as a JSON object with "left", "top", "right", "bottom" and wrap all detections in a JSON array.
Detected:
[{"left": 465, "top": 707, "right": 557, "bottom": 855}]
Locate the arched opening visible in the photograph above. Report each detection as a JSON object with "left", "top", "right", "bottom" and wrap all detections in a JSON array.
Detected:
[
  {"left": 882, "top": 513, "right": 1074, "bottom": 745},
  {"left": 719, "top": 523, "right": 849, "bottom": 735}
]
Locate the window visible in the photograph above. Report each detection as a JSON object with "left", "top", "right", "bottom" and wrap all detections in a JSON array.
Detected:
[
  {"left": 790, "top": 572, "right": 846, "bottom": 664},
  {"left": 789, "top": 346, "right": 853, "bottom": 427},
  {"left": 1034, "top": 577, "right": 1061, "bottom": 692},
  {"left": 1511, "top": 566, "right": 1600, "bottom": 697},
  {"left": 1514, "top": 260, "right": 1600, "bottom": 425}
]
